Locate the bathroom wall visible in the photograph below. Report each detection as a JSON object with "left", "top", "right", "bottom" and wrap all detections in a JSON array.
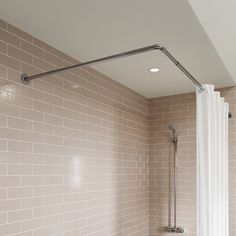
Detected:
[
  {"left": 149, "top": 88, "right": 236, "bottom": 236},
  {"left": 0, "top": 19, "right": 149, "bottom": 236},
  {"left": 148, "top": 93, "right": 196, "bottom": 236},
  {"left": 1, "top": 18, "right": 236, "bottom": 236}
]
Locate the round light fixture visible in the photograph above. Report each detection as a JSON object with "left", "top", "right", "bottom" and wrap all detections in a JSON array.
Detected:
[{"left": 149, "top": 67, "right": 160, "bottom": 73}]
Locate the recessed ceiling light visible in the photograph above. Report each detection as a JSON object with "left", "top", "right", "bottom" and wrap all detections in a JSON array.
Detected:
[{"left": 149, "top": 67, "right": 160, "bottom": 73}]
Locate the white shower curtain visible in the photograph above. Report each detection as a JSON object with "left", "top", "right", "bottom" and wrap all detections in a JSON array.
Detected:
[{"left": 197, "top": 84, "right": 228, "bottom": 236}]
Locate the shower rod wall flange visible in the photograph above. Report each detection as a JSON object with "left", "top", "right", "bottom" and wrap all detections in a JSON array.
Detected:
[{"left": 21, "top": 74, "right": 30, "bottom": 85}]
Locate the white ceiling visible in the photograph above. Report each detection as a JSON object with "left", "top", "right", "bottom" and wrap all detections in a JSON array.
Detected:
[
  {"left": 0, "top": 0, "right": 234, "bottom": 98},
  {"left": 188, "top": 0, "right": 236, "bottom": 93}
]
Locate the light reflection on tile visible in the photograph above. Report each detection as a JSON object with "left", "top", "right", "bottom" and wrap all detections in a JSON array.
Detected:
[
  {"left": 0, "top": 84, "right": 18, "bottom": 100},
  {"left": 70, "top": 157, "right": 83, "bottom": 189},
  {"left": 0, "top": 19, "right": 149, "bottom": 236}
]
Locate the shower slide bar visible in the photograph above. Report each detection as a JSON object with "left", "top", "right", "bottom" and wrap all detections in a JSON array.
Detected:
[{"left": 20, "top": 44, "right": 232, "bottom": 118}]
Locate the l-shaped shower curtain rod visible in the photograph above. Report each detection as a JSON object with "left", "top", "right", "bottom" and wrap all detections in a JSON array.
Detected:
[
  {"left": 21, "top": 44, "right": 204, "bottom": 89},
  {"left": 20, "top": 44, "right": 232, "bottom": 118}
]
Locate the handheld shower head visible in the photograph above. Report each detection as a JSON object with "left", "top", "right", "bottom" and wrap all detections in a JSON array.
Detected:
[
  {"left": 168, "top": 124, "right": 176, "bottom": 132},
  {"left": 168, "top": 124, "right": 177, "bottom": 143}
]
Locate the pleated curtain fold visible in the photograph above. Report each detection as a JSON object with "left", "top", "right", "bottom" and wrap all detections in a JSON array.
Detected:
[{"left": 197, "top": 84, "right": 229, "bottom": 236}]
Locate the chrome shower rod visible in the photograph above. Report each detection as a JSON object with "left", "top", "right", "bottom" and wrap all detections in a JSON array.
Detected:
[
  {"left": 20, "top": 44, "right": 205, "bottom": 92},
  {"left": 20, "top": 44, "right": 232, "bottom": 118}
]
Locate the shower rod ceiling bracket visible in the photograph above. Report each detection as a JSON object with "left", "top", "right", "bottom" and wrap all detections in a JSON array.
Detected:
[{"left": 20, "top": 43, "right": 232, "bottom": 118}]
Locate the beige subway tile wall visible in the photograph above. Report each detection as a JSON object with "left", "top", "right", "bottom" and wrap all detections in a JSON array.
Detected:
[
  {"left": 0, "top": 18, "right": 149, "bottom": 236},
  {"left": 149, "top": 93, "right": 197, "bottom": 236},
  {"left": 1, "top": 18, "right": 236, "bottom": 236}
]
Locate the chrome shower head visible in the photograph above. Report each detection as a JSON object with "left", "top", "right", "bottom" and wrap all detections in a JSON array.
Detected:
[
  {"left": 168, "top": 124, "right": 176, "bottom": 132},
  {"left": 168, "top": 124, "right": 177, "bottom": 143}
]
